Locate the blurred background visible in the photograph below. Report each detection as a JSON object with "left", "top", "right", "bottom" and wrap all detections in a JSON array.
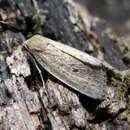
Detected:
[{"left": 75, "top": 0, "right": 130, "bottom": 37}]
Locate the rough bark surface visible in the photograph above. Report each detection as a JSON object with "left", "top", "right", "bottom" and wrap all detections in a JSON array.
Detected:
[{"left": 0, "top": 0, "right": 130, "bottom": 130}]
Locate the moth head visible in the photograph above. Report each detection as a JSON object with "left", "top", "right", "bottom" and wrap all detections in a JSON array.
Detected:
[
  {"left": 24, "top": 35, "right": 53, "bottom": 51},
  {"left": 24, "top": 35, "right": 43, "bottom": 50}
]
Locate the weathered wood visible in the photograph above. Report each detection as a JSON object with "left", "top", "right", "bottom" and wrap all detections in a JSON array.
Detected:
[
  {"left": 4, "top": 35, "right": 127, "bottom": 130},
  {"left": 0, "top": 0, "right": 129, "bottom": 130},
  {"left": 41, "top": 0, "right": 92, "bottom": 52},
  {"left": 91, "top": 20, "right": 128, "bottom": 70}
]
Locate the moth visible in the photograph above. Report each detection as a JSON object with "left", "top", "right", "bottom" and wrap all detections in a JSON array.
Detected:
[{"left": 24, "top": 35, "right": 113, "bottom": 100}]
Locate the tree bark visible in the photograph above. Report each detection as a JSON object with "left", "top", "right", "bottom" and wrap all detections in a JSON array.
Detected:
[{"left": 0, "top": 0, "right": 129, "bottom": 130}]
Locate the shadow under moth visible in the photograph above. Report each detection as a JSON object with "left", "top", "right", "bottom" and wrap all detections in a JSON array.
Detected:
[{"left": 23, "top": 35, "right": 126, "bottom": 100}]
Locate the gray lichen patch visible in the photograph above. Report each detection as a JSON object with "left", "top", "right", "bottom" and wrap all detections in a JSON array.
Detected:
[{"left": 6, "top": 46, "right": 31, "bottom": 77}]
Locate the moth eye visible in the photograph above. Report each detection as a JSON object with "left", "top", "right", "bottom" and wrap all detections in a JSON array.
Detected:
[{"left": 72, "top": 67, "right": 79, "bottom": 73}]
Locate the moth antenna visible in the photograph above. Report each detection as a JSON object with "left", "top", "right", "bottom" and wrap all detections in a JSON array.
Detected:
[
  {"left": 23, "top": 42, "right": 46, "bottom": 88},
  {"left": 32, "top": 56, "right": 46, "bottom": 88},
  {"left": 23, "top": 42, "right": 29, "bottom": 51}
]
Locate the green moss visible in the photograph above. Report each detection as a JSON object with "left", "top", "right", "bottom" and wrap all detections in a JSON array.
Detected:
[
  {"left": 106, "top": 68, "right": 128, "bottom": 94},
  {"left": 31, "top": 0, "right": 46, "bottom": 34}
]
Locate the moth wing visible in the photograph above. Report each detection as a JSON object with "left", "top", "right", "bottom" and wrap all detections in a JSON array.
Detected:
[{"left": 26, "top": 36, "right": 107, "bottom": 100}]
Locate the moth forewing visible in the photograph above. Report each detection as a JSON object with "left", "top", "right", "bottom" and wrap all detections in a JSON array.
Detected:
[
  {"left": 25, "top": 35, "right": 103, "bottom": 67},
  {"left": 24, "top": 35, "right": 108, "bottom": 100}
]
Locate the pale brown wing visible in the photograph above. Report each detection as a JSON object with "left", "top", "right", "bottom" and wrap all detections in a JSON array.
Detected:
[{"left": 25, "top": 35, "right": 107, "bottom": 100}]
